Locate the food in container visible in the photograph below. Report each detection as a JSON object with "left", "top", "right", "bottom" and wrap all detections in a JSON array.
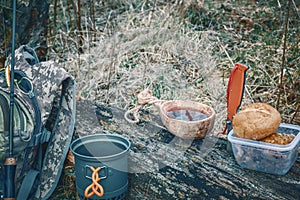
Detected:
[
  {"left": 232, "top": 103, "right": 281, "bottom": 140},
  {"left": 228, "top": 123, "right": 300, "bottom": 175},
  {"left": 261, "top": 132, "right": 295, "bottom": 145}
]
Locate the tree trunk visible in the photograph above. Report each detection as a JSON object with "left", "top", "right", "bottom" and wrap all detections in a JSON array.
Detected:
[{"left": 0, "top": 0, "right": 50, "bottom": 68}]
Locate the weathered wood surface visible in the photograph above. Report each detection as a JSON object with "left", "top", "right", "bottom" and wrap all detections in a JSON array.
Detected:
[{"left": 51, "top": 100, "right": 300, "bottom": 200}]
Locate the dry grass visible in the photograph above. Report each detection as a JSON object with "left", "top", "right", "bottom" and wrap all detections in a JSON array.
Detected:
[{"left": 47, "top": 0, "right": 300, "bottom": 133}]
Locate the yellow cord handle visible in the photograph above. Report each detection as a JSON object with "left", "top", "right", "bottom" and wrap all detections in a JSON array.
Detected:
[
  {"left": 124, "top": 88, "right": 164, "bottom": 123},
  {"left": 84, "top": 166, "right": 104, "bottom": 198}
]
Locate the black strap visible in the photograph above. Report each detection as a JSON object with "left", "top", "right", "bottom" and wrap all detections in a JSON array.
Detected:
[
  {"left": 17, "top": 140, "right": 44, "bottom": 200},
  {"left": 13, "top": 70, "right": 42, "bottom": 142},
  {"left": 0, "top": 92, "right": 9, "bottom": 136},
  {"left": 16, "top": 169, "right": 39, "bottom": 200}
]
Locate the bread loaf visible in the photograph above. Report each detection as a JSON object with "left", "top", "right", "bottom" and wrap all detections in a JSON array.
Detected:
[{"left": 232, "top": 103, "right": 281, "bottom": 140}]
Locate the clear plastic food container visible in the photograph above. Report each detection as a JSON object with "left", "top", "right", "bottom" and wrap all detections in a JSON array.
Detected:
[{"left": 228, "top": 123, "right": 300, "bottom": 175}]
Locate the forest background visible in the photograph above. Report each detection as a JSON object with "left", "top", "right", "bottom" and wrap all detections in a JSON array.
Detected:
[{"left": 0, "top": 0, "right": 299, "bottom": 133}]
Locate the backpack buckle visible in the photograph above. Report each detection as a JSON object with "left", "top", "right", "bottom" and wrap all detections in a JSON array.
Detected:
[{"left": 28, "top": 128, "right": 51, "bottom": 147}]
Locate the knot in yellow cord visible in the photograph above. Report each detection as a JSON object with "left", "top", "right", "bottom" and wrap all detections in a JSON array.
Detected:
[
  {"left": 124, "top": 88, "right": 164, "bottom": 123},
  {"left": 84, "top": 166, "right": 104, "bottom": 198}
]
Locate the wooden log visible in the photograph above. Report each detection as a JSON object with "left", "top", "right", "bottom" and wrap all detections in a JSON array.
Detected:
[{"left": 51, "top": 100, "right": 300, "bottom": 200}]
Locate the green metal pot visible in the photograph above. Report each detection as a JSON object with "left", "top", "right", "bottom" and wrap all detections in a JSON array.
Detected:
[{"left": 70, "top": 133, "right": 130, "bottom": 200}]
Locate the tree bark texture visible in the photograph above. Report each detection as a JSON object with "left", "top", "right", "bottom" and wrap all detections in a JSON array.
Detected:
[{"left": 0, "top": 0, "right": 49, "bottom": 68}]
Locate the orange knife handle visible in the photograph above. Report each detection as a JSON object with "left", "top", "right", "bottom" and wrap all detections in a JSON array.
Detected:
[{"left": 227, "top": 63, "right": 249, "bottom": 122}]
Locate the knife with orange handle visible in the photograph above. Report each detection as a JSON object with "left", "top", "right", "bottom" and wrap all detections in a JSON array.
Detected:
[
  {"left": 224, "top": 63, "right": 249, "bottom": 134},
  {"left": 225, "top": 63, "right": 249, "bottom": 152}
]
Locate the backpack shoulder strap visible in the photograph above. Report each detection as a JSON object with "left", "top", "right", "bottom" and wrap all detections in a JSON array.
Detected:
[
  {"left": 35, "top": 68, "right": 76, "bottom": 200},
  {"left": 16, "top": 159, "right": 40, "bottom": 199}
]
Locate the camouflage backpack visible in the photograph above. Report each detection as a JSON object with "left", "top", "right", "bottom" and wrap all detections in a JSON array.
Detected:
[{"left": 0, "top": 45, "right": 76, "bottom": 199}]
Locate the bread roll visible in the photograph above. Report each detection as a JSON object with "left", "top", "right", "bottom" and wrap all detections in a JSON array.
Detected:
[{"left": 232, "top": 103, "right": 281, "bottom": 140}]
